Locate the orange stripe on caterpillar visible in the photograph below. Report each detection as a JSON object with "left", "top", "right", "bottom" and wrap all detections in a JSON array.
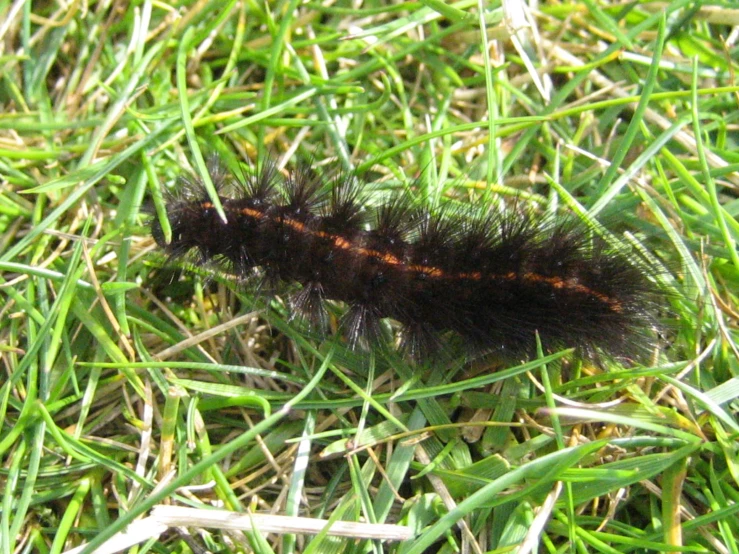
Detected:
[{"left": 225, "top": 205, "right": 625, "bottom": 315}]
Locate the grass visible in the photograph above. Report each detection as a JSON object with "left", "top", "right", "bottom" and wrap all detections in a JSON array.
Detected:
[{"left": 1, "top": 1, "right": 739, "bottom": 553}]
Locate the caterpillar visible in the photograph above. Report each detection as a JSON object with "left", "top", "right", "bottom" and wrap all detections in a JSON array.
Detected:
[{"left": 150, "top": 157, "right": 663, "bottom": 365}]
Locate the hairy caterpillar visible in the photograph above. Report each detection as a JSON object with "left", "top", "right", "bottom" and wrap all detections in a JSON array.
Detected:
[{"left": 150, "top": 158, "right": 662, "bottom": 365}]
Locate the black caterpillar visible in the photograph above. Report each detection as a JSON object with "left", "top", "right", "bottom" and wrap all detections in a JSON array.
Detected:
[{"left": 150, "top": 158, "right": 662, "bottom": 364}]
